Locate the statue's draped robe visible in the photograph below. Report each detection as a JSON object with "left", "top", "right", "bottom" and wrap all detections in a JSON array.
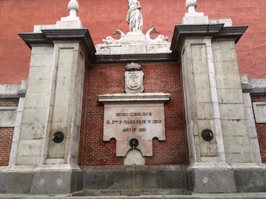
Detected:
[{"left": 126, "top": 1, "right": 143, "bottom": 32}]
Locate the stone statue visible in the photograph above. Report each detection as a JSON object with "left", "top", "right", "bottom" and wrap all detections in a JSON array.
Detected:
[{"left": 126, "top": 0, "right": 143, "bottom": 32}]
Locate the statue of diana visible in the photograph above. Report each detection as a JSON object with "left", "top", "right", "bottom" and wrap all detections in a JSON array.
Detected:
[{"left": 126, "top": 0, "right": 143, "bottom": 32}]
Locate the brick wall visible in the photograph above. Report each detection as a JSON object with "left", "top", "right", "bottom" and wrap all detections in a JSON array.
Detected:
[
  {"left": 252, "top": 96, "right": 266, "bottom": 163},
  {"left": 0, "top": 128, "right": 14, "bottom": 166},
  {"left": 0, "top": 99, "right": 19, "bottom": 107},
  {"left": 0, "top": 99, "right": 18, "bottom": 166},
  {"left": 79, "top": 63, "right": 189, "bottom": 166},
  {"left": 1, "top": 0, "right": 266, "bottom": 84}
]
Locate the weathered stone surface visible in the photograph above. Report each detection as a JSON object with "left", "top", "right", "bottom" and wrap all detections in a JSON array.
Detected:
[
  {"left": 243, "top": 93, "right": 262, "bottom": 163},
  {"left": 0, "top": 107, "right": 17, "bottom": 127},
  {"left": 187, "top": 168, "right": 236, "bottom": 193},
  {"left": 0, "top": 84, "right": 21, "bottom": 99},
  {"left": 124, "top": 150, "right": 145, "bottom": 165},
  {"left": 30, "top": 171, "right": 83, "bottom": 194},
  {"left": 83, "top": 166, "right": 187, "bottom": 194},
  {"left": 106, "top": 171, "right": 133, "bottom": 189},
  {"left": 209, "top": 19, "right": 233, "bottom": 26},
  {"left": 5, "top": 172, "right": 33, "bottom": 193},
  {"left": 234, "top": 168, "right": 265, "bottom": 192},
  {"left": 0, "top": 172, "right": 6, "bottom": 193}
]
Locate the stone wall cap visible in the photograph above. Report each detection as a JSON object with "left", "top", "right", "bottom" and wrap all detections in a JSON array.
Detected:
[
  {"left": 0, "top": 84, "right": 21, "bottom": 99},
  {"left": 241, "top": 77, "right": 266, "bottom": 96}
]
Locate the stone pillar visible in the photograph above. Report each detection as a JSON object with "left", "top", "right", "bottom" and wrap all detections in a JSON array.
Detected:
[
  {"left": 3, "top": 0, "right": 96, "bottom": 194},
  {"left": 181, "top": 36, "right": 237, "bottom": 193},
  {"left": 171, "top": 22, "right": 254, "bottom": 192},
  {"left": 211, "top": 39, "right": 254, "bottom": 164},
  {"left": 8, "top": 29, "right": 95, "bottom": 194}
]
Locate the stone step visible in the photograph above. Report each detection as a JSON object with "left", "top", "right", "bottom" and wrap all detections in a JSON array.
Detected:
[
  {"left": 66, "top": 195, "right": 266, "bottom": 199},
  {"left": 67, "top": 192, "right": 266, "bottom": 199},
  {"left": 77, "top": 189, "right": 187, "bottom": 196},
  {"left": 1, "top": 193, "right": 266, "bottom": 199}
]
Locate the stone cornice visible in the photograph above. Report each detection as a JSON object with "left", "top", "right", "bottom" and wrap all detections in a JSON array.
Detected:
[
  {"left": 19, "top": 29, "right": 96, "bottom": 60},
  {"left": 171, "top": 24, "right": 248, "bottom": 54},
  {"left": 93, "top": 53, "right": 178, "bottom": 64},
  {"left": 98, "top": 93, "right": 171, "bottom": 103}
]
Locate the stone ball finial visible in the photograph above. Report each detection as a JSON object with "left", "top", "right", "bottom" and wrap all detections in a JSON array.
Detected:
[
  {"left": 68, "top": 0, "right": 79, "bottom": 17},
  {"left": 186, "top": 0, "right": 197, "bottom": 13},
  {"left": 186, "top": 0, "right": 197, "bottom": 8}
]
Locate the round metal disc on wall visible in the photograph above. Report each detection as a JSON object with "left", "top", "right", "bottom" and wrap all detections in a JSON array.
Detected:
[{"left": 201, "top": 129, "right": 214, "bottom": 141}]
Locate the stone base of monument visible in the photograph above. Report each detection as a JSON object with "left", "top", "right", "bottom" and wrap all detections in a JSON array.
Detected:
[
  {"left": 187, "top": 167, "right": 237, "bottom": 193},
  {"left": 30, "top": 170, "right": 84, "bottom": 194},
  {"left": 187, "top": 164, "right": 266, "bottom": 193},
  {"left": 79, "top": 165, "right": 188, "bottom": 196},
  {"left": 233, "top": 166, "right": 266, "bottom": 192},
  {"left": 0, "top": 169, "right": 83, "bottom": 194},
  {"left": 1, "top": 165, "right": 266, "bottom": 195}
]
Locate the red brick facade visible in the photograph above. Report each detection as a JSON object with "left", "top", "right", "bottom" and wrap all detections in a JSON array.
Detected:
[
  {"left": 79, "top": 63, "right": 189, "bottom": 166},
  {"left": 252, "top": 96, "right": 266, "bottom": 163},
  {"left": 0, "top": 99, "right": 18, "bottom": 166},
  {"left": 0, "top": 0, "right": 266, "bottom": 84},
  {"left": 0, "top": 99, "right": 19, "bottom": 107},
  {"left": 0, "top": 128, "right": 14, "bottom": 166}
]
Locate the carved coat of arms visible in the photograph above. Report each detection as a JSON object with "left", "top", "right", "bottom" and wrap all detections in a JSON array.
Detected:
[{"left": 125, "top": 63, "right": 144, "bottom": 93}]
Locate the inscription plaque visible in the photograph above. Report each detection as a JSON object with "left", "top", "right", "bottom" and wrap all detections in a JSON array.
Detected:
[
  {"left": 99, "top": 93, "right": 170, "bottom": 157},
  {"left": 104, "top": 105, "right": 165, "bottom": 141}
]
